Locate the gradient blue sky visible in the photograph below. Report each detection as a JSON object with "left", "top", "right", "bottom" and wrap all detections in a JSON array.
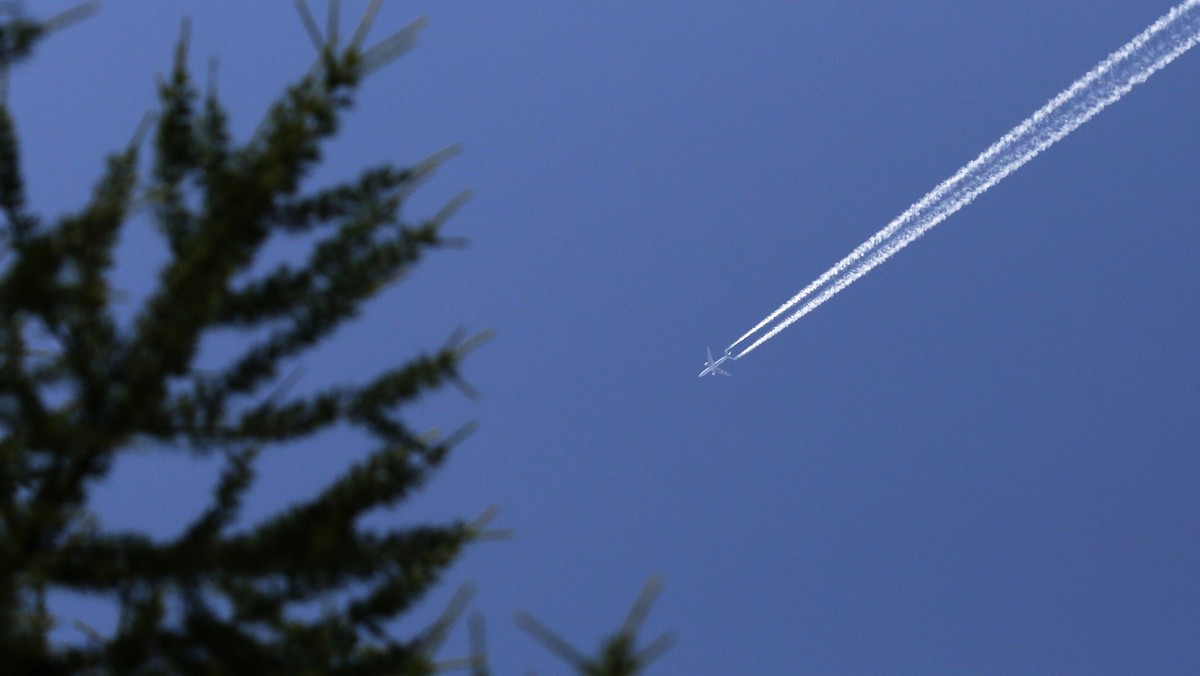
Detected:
[{"left": 13, "top": 1, "right": 1200, "bottom": 672}]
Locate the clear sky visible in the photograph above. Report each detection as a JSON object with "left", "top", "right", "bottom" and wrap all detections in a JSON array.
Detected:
[{"left": 13, "top": 1, "right": 1200, "bottom": 672}]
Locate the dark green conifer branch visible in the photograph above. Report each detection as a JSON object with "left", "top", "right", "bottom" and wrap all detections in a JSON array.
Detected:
[
  {"left": 518, "top": 577, "right": 675, "bottom": 676},
  {"left": 0, "top": 12, "right": 44, "bottom": 70},
  {"left": 0, "top": 106, "right": 35, "bottom": 244},
  {"left": 152, "top": 20, "right": 200, "bottom": 259}
]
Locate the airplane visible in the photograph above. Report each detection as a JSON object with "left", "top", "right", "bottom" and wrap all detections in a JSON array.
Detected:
[{"left": 698, "top": 347, "right": 735, "bottom": 377}]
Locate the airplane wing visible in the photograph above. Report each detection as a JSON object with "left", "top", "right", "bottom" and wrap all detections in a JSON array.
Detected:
[{"left": 715, "top": 367, "right": 731, "bottom": 376}]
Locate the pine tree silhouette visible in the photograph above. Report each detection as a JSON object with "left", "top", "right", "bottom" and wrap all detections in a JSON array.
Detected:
[
  {"left": 0, "top": 3, "right": 489, "bottom": 672},
  {"left": 0, "top": 3, "right": 674, "bottom": 673}
]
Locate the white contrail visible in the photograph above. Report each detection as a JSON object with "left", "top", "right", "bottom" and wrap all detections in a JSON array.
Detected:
[{"left": 730, "top": 0, "right": 1200, "bottom": 359}]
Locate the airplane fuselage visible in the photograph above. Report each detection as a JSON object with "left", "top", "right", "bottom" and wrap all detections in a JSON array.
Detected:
[{"left": 698, "top": 348, "right": 735, "bottom": 377}]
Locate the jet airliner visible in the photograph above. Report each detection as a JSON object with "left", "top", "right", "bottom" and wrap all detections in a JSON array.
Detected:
[{"left": 698, "top": 347, "right": 735, "bottom": 377}]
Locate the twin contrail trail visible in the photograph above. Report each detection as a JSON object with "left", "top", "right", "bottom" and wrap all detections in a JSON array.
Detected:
[{"left": 728, "top": 0, "right": 1200, "bottom": 360}]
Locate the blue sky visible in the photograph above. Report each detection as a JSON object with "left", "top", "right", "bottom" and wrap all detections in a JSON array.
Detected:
[{"left": 12, "top": 1, "right": 1200, "bottom": 672}]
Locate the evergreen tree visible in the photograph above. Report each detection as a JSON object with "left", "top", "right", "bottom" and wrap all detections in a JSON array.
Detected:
[
  {"left": 0, "top": 3, "right": 484, "bottom": 673},
  {"left": 0, "top": 3, "right": 672, "bottom": 673}
]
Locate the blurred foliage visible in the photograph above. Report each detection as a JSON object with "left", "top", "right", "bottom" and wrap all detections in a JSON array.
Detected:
[
  {"left": 0, "top": 2, "right": 480, "bottom": 673},
  {"left": 0, "top": 2, "right": 672, "bottom": 673},
  {"left": 517, "top": 577, "right": 675, "bottom": 676}
]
